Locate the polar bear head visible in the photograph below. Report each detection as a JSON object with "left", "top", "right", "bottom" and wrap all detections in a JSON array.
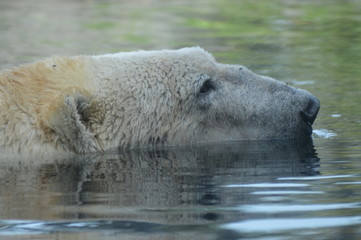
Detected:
[
  {"left": 0, "top": 47, "right": 320, "bottom": 154},
  {"left": 79, "top": 47, "right": 319, "bottom": 151}
]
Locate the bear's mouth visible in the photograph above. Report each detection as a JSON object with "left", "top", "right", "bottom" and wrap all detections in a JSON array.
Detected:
[
  {"left": 300, "top": 112, "right": 315, "bottom": 127},
  {"left": 301, "top": 114, "right": 314, "bottom": 136}
]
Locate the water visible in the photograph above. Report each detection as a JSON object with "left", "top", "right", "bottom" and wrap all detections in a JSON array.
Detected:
[{"left": 0, "top": 0, "right": 361, "bottom": 239}]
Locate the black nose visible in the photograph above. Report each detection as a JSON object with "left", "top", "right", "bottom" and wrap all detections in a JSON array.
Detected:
[{"left": 300, "top": 96, "right": 320, "bottom": 125}]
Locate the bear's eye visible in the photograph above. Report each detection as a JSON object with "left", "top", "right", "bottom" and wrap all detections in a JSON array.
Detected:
[{"left": 199, "top": 80, "right": 215, "bottom": 95}]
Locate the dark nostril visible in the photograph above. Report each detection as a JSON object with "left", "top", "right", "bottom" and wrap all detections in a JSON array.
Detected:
[{"left": 300, "top": 96, "right": 320, "bottom": 125}]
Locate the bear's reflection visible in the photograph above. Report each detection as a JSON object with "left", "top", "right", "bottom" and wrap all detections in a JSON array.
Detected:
[{"left": 0, "top": 139, "right": 319, "bottom": 223}]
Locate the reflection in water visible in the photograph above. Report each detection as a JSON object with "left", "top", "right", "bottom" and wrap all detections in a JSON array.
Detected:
[{"left": 0, "top": 139, "right": 319, "bottom": 238}]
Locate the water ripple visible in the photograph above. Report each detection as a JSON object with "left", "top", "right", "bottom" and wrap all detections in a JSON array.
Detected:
[
  {"left": 0, "top": 220, "right": 162, "bottom": 236},
  {"left": 251, "top": 191, "right": 324, "bottom": 195},
  {"left": 313, "top": 129, "right": 337, "bottom": 138},
  {"left": 236, "top": 203, "right": 360, "bottom": 213},
  {"left": 221, "top": 216, "right": 361, "bottom": 233},
  {"left": 278, "top": 175, "right": 356, "bottom": 181},
  {"left": 223, "top": 183, "right": 309, "bottom": 188}
]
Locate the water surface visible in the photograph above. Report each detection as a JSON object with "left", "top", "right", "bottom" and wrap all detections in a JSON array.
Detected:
[{"left": 1, "top": 0, "right": 361, "bottom": 239}]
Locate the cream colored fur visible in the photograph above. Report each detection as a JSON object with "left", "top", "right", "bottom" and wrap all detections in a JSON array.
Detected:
[{"left": 0, "top": 57, "right": 98, "bottom": 154}]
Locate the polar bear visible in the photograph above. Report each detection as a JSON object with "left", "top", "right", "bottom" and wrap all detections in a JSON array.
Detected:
[{"left": 0, "top": 47, "right": 320, "bottom": 155}]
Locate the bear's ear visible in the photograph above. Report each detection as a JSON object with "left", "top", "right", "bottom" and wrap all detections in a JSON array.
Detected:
[{"left": 44, "top": 87, "right": 103, "bottom": 153}]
